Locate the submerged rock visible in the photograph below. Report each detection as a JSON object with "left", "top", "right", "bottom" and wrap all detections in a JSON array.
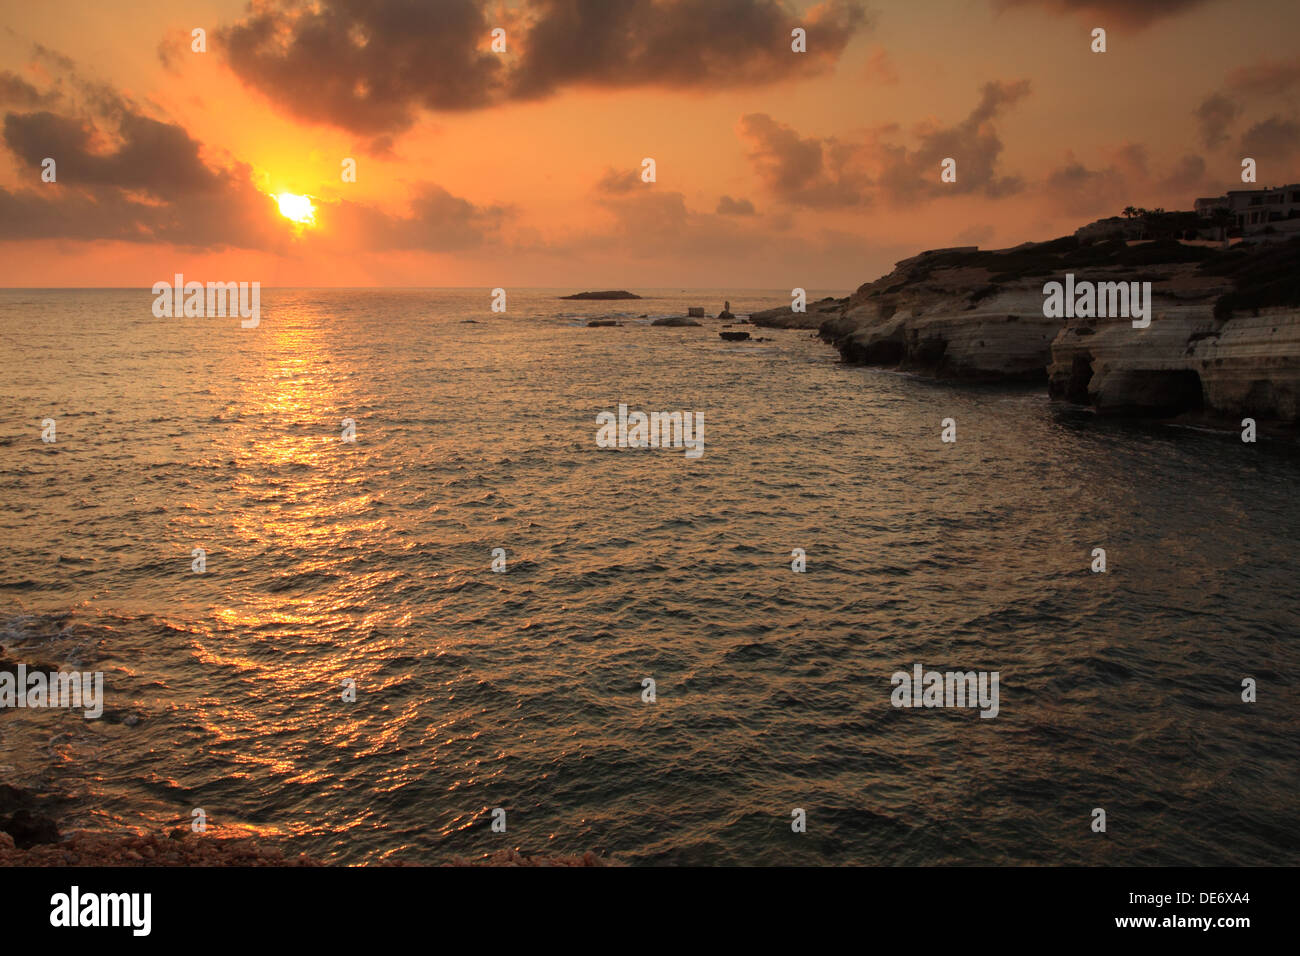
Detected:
[
  {"left": 2, "top": 809, "right": 60, "bottom": 849},
  {"left": 585, "top": 319, "right": 621, "bottom": 327},
  {"left": 719, "top": 330, "right": 751, "bottom": 341}
]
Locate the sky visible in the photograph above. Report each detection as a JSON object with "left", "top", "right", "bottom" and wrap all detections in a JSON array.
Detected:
[{"left": 1, "top": 0, "right": 1298, "bottom": 288}]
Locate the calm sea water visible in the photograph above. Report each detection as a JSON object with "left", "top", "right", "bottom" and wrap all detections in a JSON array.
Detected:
[{"left": 1, "top": 288, "right": 1297, "bottom": 865}]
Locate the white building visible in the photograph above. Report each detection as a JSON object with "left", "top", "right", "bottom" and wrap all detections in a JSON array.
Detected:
[{"left": 1195, "top": 184, "right": 1300, "bottom": 231}]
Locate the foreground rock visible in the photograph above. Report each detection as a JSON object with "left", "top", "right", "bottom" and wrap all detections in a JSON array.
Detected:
[
  {"left": 652, "top": 315, "right": 701, "bottom": 327},
  {"left": 719, "top": 330, "right": 751, "bottom": 341},
  {"left": 561, "top": 290, "right": 641, "bottom": 300},
  {"left": 0, "top": 830, "right": 321, "bottom": 866},
  {"left": 816, "top": 235, "right": 1300, "bottom": 423},
  {"left": 0, "top": 784, "right": 63, "bottom": 849}
]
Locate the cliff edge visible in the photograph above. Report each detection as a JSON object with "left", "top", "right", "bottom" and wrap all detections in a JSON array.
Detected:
[{"left": 812, "top": 235, "right": 1300, "bottom": 423}]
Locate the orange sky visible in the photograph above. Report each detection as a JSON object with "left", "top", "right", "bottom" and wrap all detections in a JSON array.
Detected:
[{"left": 1, "top": 0, "right": 1298, "bottom": 288}]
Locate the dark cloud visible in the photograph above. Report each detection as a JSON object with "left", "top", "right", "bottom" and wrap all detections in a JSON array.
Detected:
[
  {"left": 0, "top": 87, "right": 283, "bottom": 249},
  {"left": 1041, "top": 145, "right": 1208, "bottom": 219},
  {"left": 157, "top": 28, "right": 193, "bottom": 75},
  {"left": 872, "top": 79, "right": 1030, "bottom": 202},
  {"left": 0, "top": 176, "right": 283, "bottom": 250},
  {"left": 740, "top": 80, "right": 1029, "bottom": 209},
  {"left": 737, "top": 112, "right": 869, "bottom": 207},
  {"left": 323, "top": 185, "right": 507, "bottom": 252},
  {"left": 31, "top": 44, "right": 76, "bottom": 74},
  {"left": 1194, "top": 93, "right": 1239, "bottom": 149},
  {"left": 0, "top": 67, "right": 499, "bottom": 254},
  {"left": 1193, "top": 56, "right": 1300, "bottom": 169},
  {"left": 1159, "top": 153, "right": 1208, "bottom": 194},
  {"left": 1241, "top": 116, "right": 1300, "bottom": 161},
  {"left": 3, "top": 110, "right": 225, "bottom": 198},
  {"left": 221, "top": 0, "right": 504, "bottom": 134},
  {"left": 1044, "top": 156, "right": 1125, "bottom": 217},
  {"left": 507, "top": 0, "right": 868, "bottom": 100},
  {"left": 994, "top": 0, "right": 1210, "bottom": 28},
  {"left": 0, "top": 71, "right": 59, "bottom": 109},
  {"left": 596, "top": 167, "right": 644, "bottom": 195},
  {"left": 219, "top": 0, "right": 870, "bottom": 135},
  {"left": 716, "top": 195, "right": 756, "bottom": 215}
]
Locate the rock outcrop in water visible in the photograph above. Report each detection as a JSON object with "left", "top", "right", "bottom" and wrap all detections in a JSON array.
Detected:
[
  {"left": 560, "top": 290, "right": 641, "bottom": 300},
  {"left": 811, "top": 235, "right": 1300, "bottom": 423}
]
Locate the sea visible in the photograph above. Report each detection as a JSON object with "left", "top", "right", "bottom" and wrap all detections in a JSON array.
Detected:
[{"left": 1, "top": 287, "right": 1297, "bottom": 865}]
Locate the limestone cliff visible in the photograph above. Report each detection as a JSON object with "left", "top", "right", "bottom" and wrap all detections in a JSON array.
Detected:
[{"left": 814, "top": 236, "right": 1300, "bottom": 423}]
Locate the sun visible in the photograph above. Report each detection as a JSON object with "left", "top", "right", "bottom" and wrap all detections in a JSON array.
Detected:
[{"left": 275, "top": 192, "right": 317, "bottom": 226}]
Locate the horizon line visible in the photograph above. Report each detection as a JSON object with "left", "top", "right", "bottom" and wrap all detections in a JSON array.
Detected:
[{"left": 0, "top": 285, "right": 854, "bottom": 292}]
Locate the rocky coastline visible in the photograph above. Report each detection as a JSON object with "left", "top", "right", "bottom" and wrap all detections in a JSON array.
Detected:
[{"left": 761, "top": 235, "right": 1300, "bottom": 426}]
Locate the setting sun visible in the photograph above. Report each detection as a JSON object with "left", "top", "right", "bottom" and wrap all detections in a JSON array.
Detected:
[{"left": 275, "top": 192, "right": 316, "bottom": 226}]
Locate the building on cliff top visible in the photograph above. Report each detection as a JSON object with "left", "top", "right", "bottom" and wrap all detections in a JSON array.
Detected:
[{"left": 1195, "top": 184, "right": 1300, "bottom": 234}]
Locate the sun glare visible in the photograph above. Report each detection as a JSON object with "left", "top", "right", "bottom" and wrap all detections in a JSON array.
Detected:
[{"left": 275, "top": 192, "right": 317, "bottom": 226}]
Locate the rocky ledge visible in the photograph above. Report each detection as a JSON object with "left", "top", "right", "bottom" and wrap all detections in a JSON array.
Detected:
[
  {"left": 750, "top": 295, "right": 847, "bottom": 329},
  {"left": 811, "top": 235, "right": 1300, "bottom": 423}
]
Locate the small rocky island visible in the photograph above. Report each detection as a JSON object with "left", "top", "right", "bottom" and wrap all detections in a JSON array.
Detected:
[{"left": 560, "top": 290, "right": 642, "bottom": 300}]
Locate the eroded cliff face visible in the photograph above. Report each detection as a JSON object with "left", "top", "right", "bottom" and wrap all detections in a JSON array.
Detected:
[
  {"left": 822, "top": 262, "right": 1060, "bottom": 382},
  {"left": 814, "top": 237, "right": 1300, "bottom": 424},
  {"left": 1047, "top": 264, "right": 1225, "bottom": 416},
  {"left": 1051, "top": 298, "right": 1300, "bottom": 419}
]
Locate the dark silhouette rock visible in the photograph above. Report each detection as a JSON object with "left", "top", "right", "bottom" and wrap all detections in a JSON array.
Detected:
[
  {"left": 560, "top": 291, "right": 642, "bottom": 300},
  {"left": 652, "top": 316, "right": 701, "bottom": 327},
  {"left": 3, "top": 809, "right": 60, "bottom": 849},
  {"left": 586, "top": 319, "right": 621, "bottom": 327},
  {"left": 719, "top": 330, "right": 751, "bottom": 341}
]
